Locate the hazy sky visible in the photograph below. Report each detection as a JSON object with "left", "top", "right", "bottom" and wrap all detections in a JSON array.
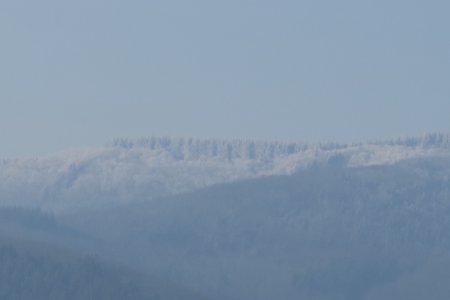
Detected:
[{"left": 1, "top": 0, "right": 449, "bottom": 157}]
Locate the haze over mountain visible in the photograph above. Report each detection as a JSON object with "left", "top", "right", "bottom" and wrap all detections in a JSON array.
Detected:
[
  {"left": 64, "top": 155, "right": 450, "bottom": 300},
  {"left": 3, "top": 0, "right": 449, "bottom": 298},
  {"left": 0, "top": 207, "right": 208, "bottom": 300},
  {"left": 1, "top": 133, "right": 449, "bottom": 211},
  {"left": 2, "top": 133, "right": 450, "bottom": 299}
]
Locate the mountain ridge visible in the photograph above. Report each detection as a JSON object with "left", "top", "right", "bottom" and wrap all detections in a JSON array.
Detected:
[{"left": 1, "top": 133, "right": 449, "bottom": 212}]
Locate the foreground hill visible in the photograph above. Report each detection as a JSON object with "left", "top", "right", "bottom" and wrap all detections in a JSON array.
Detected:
[{"left": 0, "top": 209, "right": 207, "bottom": 300}]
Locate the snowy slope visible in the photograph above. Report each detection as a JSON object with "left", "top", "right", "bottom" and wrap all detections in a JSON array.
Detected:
[{"left": 1, "top": 133, "right": 449, "bottom": 211}]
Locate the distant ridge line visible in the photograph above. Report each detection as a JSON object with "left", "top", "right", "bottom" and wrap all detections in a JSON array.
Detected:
[
  {"left": 110, "top": 133, "right": 450, "bottom": 159},
  {"left": 380, "top": 132, "right": 450, "bottom": 148},
  {"left": 111, "top": 137, "right": 312, "bottom": 161}
]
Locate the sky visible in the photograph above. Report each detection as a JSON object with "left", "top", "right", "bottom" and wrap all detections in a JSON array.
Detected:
[{"left": 1, "top": 0, "right": 449, "bottom": 157}]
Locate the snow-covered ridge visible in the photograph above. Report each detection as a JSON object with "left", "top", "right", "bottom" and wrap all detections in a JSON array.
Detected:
[
  {"left": 1, "top": 133, "right": 450, "bottom": 211},
  {"left": 111, "top": 132, "right": 450, "bottom": 160}
]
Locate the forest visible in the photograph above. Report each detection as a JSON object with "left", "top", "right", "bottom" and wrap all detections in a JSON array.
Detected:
[{"left": 1, "top": 148, "right": 450, "bottom": 299}]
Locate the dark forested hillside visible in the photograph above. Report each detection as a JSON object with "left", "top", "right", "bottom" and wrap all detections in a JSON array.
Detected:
[
  {"left": 3, "top": 155, "right": 450, "bottom": 299},
  {"left": 0, "top": 210, "right": 207, "bottom": 300},
  {"left": 0, "top": 241, "right": 147, "bottom": 300},
  {"left": 0, "top": 238, "right": 209, "bottom": 300},
  {"left": 63, "top": 156, "right": 450, "bottom": 300}
]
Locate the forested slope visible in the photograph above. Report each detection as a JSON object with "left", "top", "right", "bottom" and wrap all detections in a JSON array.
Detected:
[
  {"left": 64, "top": 156, "right": 450, "bottom": 300},
  {"left": 0, "top": 210, "right": 207, "bottom": 300}
]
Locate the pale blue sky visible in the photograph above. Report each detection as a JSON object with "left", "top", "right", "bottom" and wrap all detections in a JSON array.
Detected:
[{"left": 1, "top": 0, "right": 449, "bottom": 157}]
